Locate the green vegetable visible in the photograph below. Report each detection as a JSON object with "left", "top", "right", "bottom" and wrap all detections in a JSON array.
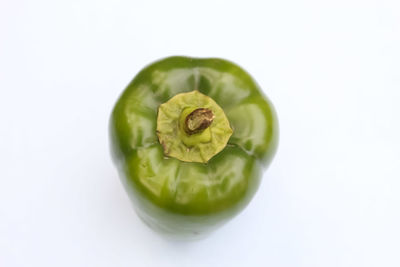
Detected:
[{"left": 110, "top": 56, "right": 278, "bottom": 238}]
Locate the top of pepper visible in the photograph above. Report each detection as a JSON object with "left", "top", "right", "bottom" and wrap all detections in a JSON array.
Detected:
[{"left": 156, "top": 90, "right": 233, "bottom": 163}]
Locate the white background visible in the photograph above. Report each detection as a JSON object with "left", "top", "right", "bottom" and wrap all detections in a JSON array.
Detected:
[{"left": 1, "top": 0, "right": 399, "bottom": 266}]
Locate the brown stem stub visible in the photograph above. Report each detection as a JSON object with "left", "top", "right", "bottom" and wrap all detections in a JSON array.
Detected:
[{"left": 184, "top": 108, "right": 215, "bottom": 135}]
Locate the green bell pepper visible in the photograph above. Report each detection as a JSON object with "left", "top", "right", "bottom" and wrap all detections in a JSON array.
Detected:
[{"left": 110, "top": 56, "right": 278, "bottom": 238}]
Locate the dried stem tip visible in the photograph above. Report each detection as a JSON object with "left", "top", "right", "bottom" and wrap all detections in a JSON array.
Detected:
[{"left": 184, "top": 108, "right": 214, "bottom": 135}]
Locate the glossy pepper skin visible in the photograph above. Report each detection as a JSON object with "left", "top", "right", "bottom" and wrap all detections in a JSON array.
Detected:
[{"left": 110, "top": 56, "right": 278, "bottom": 238}]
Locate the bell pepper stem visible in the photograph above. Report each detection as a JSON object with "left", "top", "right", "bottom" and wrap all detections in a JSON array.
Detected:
[{"left": 184, "top": 108, "right": 214, "bottom": 135}]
